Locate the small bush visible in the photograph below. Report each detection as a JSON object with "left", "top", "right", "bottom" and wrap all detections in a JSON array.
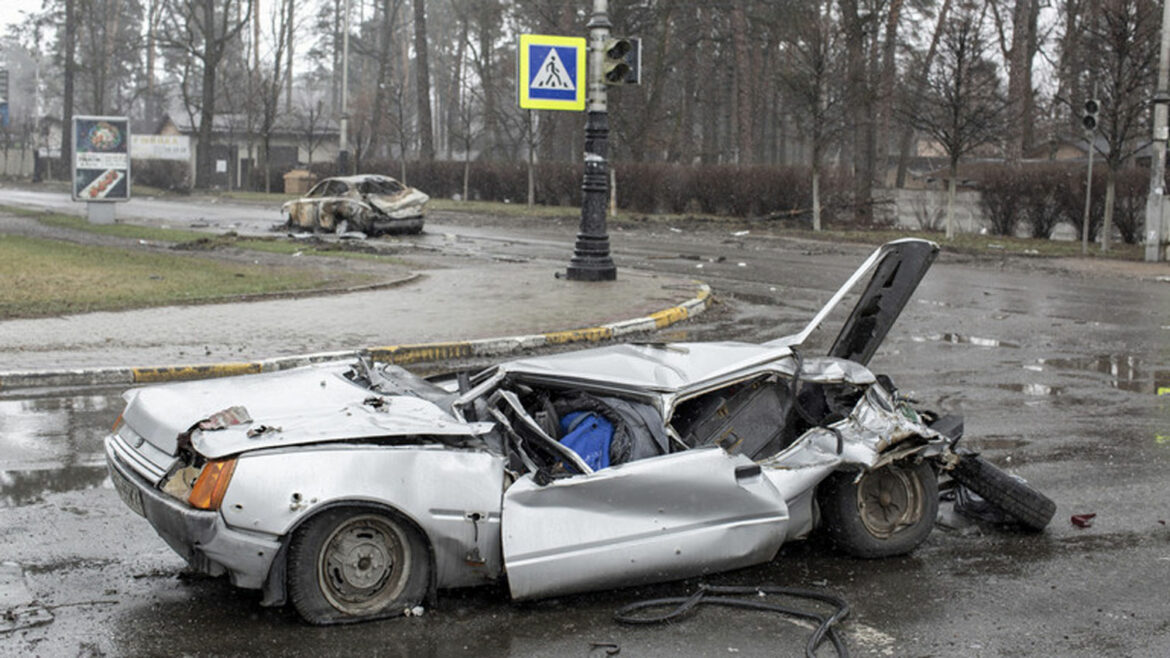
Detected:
[
  {"left": 1112, "top": 168, "right": 1148, "bottom": 244},
  {"left": 1052, "top": 165, "right": 1105, "bottom": 242},
  {"left": 132, "top": 159, "right": 190, "bottom": 192},
  {"left": 978, "top": 166, "right": 1027, "bottom": 236}
]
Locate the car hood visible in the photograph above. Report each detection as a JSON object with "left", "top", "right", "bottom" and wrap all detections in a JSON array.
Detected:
[
  {"left": 368, "top": 189, "right": 429, "bottom": 217},
  {"left": 119, "top": 362, "right": 488, "bottom": 460}
]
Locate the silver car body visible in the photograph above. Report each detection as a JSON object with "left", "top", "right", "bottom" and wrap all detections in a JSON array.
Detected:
[{"left": 106, "top": 239, "right": 945, "bottom": 607}]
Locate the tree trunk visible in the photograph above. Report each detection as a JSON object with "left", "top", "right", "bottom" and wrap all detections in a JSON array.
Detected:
[
  {"left": 946, "top": 160, "right": 958, "bottom": 239},
  {"left": 731, "top": 0, "right": 753, "bottom": 164},
  {"left": 61, "top": 0, "right": 76, "bottom": 179},
  {"left": 371, "top": 0, "right": 397, "bottom": 158},
  {"left": 1102, "top": 166, "right": 1115, "bottom": 252},
  {"left": 875, "top": 0, "right": 903, "bottom": 187},
  {"left": 840, "top": 0, "right": 873, "bottom": 223},
  {"left": 812, "top": 164, "right": 822, "bottom": 231},
  {"left": 414, "top": 0, "right": 435, "bottom": 160},
  {"left": 196, "top": 0, "right": 218, "bottom": 189},
  {"left": 286, "top": 0, "right": 294, "bottom": 114},
  {"left": 1005, "top": 0, "right": 1034, "bottom": 163},
  {"left": 445, "top": 15, "right": 468, "bottom": 160}
]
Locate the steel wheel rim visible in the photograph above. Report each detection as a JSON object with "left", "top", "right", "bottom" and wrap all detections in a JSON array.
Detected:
[
  {"left": 317, "top": 514, "right": 410, "bottom": 614},
  {"left": 857, "top": 464, "right": 926, "bottom": 539}
]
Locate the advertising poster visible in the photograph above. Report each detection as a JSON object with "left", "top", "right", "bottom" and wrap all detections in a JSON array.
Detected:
[{"left": 72, "top": 116, "right": 131, "bottom": 202}]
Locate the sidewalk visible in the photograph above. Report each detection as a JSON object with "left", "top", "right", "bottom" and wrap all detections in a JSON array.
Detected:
[{"left": 0, "top": 261, "right": 710, "bottom": 389}]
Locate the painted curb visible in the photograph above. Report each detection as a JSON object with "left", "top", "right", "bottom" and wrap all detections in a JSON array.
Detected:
[{"left": 0, "top": 283, "right": 712, "bottom": 391}]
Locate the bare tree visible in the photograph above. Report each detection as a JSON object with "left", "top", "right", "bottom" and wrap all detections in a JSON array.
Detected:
[
  {"left": 295, "top": 98, "right": 329, "bottom": 165},
  {"left": 905, "top": 2, "right": 1005, "bottom": 239},
  {"left": 414, "top": 0, "right": 435, "bottom": 160},
  {"left": 781, "top": 0, "right": 845, "bottom": 231},
  {"left": 158, "top": 0, "right": 253, "bottom": 189},
  {"left": 895, "top": 0, "right": 953, "bottom": 188},
  {"left": 255, "top": 0, "right": 294, "bottom": 193}
]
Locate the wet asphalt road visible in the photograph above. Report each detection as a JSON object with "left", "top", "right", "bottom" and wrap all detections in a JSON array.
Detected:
[{"left": 2, "top": 198, "right": 1170, "bottom": 656}]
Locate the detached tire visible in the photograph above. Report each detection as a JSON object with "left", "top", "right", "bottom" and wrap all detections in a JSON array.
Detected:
[
  {"left": 950, "top": 454, "right": 1056, "bottom": 531},
  {"left": 818, "top": 460, "right": 939, "bottom": 558},
  {"left": 288, "top": 508, "right": 430, "bottom": 625}
]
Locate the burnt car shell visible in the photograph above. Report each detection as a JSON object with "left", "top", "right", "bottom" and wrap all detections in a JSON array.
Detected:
[
  {"left": 105, "top": 239, "right": 966, "bottom": 624},
  {"left": 281, "top": 174, "right": 428, "bottom": 235}
]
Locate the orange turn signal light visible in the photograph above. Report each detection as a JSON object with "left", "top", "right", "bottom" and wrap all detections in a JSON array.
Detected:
[{"left": 188, "top": 458, "right": 238, "bottom": 510}]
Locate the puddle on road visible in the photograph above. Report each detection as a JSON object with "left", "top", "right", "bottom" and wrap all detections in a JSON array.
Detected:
[
  {"left": 0, "top": 389, "right": 122, "bottom": 508},
  {"left": 0, "top": 466, "right": 110, "bottom": 508},
  {"left": 997, "top": 383, "right": 1065, "bottom": 397},
  {"left": 911, "top": 333, "right": 1020, "bottom": 348},
  {"left": 1032, "top": 354, "right": 1168, "bottom": 394}
]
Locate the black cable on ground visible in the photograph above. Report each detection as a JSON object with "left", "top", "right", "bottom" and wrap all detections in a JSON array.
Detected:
[{"left": 614, "top": 583, "right": 851, "bottom": 657}]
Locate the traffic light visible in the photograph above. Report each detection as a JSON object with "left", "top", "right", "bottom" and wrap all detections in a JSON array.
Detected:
[
  {"left": 1082, "top": 98, "right": 1100, "bottom": 131},
  {"left": 602, "top": 37, "right": 640, "bottom": 85}
]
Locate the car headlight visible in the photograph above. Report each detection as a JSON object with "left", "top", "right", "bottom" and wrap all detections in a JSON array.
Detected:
[{"left": 187, "top": 458, "right": 238, "bottom": 510}]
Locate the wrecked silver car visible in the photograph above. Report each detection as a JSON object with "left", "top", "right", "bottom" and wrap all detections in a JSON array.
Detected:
[
  {"left": 105, "top": 239, "right": 1055, "bottom": 625},
  {"left": 281, "top": 174, "right": 428, "bottom": 235}
]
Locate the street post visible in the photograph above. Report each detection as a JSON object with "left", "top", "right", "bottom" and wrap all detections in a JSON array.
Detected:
[{"left": 566, "top": 0, "right": 617, "bottom": 281}]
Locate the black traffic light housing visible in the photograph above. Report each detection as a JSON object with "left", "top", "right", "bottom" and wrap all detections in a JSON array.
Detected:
[
  {"left": 602, "top": 37, "right": 640, "bottom": 85},
  {"left": 1082, "top": 99, "right": 1100, "bottom": 131}
]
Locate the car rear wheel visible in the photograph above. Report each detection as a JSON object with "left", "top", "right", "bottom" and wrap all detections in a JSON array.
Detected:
[
  {"left": 818, "top": 460, "right": 938, "bottom": 558},
  {"left": 288, "top": 508, "right": 429, "bottom": 625}
]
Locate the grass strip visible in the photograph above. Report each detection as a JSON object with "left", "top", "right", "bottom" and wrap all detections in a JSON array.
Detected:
[{"left": 0, "top": 233, "right": 375, "bottom": 319}]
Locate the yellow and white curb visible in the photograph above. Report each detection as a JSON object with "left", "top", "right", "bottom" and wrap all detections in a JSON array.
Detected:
[{"left": 0, "top": 283, "right": 712, "bottom": 390}]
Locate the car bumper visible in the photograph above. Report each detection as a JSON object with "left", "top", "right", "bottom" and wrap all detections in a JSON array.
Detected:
[{"left": 104, "top": 437, "right": 280, "bottom": 590}]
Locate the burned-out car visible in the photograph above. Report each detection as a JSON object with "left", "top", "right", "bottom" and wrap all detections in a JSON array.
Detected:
[
  {"left": 281, "top": 174, "right": 429, "bottom": 235},
  {"left": 105, "top": 239, "right": 1055, "bottom": 625}
]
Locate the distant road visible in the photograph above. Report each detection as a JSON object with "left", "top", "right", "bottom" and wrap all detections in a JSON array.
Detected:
[{"left": 0, "top": 188, "right": 283, "bottom": 233}]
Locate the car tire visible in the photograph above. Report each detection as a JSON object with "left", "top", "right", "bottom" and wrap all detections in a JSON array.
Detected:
[
  {"left": 818, "top": 460, "right": 939, "bottom": 558},
  {"left": 288, "top": 507, "right": 430, "bottom": 625},
  {"left": 949, "top": 454, "right": 1056, "bottom": 531}
]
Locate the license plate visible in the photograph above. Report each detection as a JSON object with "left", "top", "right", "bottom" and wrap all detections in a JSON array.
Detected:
[{"left": 110, "top": 465, "right": 146, "bottom": 518}]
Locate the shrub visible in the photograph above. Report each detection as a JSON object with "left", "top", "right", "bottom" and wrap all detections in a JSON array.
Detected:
[
  {"left": 978, "top": 166, "right": 1026, "bottom": 236},
  {"left": 132, "top": 159, "right": 190, "bottom": 193},
  {"left": 1112, "top": 168, "right": 1148, "bottom": 244}
]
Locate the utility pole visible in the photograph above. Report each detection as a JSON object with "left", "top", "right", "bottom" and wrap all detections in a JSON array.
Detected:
[
  {"left": 1082, "top": 83, "right": 1098, "bottom": 257},
  {"left": 1145, "top": 0, "right": 1170, "bottom": 262},
  {"left": 566, "top": 0, "right": 617, "bottom": 281},
  {"left": 338, "top": 0, "right": 351, "bottom": 176}
]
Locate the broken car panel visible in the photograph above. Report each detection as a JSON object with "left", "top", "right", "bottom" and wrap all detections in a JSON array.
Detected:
[
  {"left": 104, "top": 238, "right": 1056, "bottom": 625},
  {"left": 281, "top": 174, "right": 428, "bottom": 236}
]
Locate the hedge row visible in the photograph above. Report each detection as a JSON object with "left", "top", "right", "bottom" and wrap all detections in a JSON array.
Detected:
[
  {"left": 974, "top": 163, "right": 1157, "bottom": 244},
  {"left": 307, "top": 159, "right": 852, "bottom": 224}
]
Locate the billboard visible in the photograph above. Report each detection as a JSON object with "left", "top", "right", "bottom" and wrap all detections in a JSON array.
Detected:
[
  {"left": 72, "top": 115, "right": 131, "bottom": 202},
  {"left": 130, "top": 133, "right": 191, "bottom": 161}
]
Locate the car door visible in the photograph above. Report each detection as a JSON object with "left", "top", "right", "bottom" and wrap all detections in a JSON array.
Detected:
[{"left": 500, "top": 447, "right": 789, "bottom": 600}]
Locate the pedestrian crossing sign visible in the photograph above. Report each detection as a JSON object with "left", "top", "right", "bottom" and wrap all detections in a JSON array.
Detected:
[{"left": 519, "top": 34, "right": 586, "bottom": 111}]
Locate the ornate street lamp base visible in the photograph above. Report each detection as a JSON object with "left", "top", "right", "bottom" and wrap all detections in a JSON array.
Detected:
[{"left": 567, "top": 233, "right": 617, "bottom": 281}]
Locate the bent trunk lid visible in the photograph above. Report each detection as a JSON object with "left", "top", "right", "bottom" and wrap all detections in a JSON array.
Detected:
[{"left": 767, "top": 238, "right": 938, "bottom": 365}]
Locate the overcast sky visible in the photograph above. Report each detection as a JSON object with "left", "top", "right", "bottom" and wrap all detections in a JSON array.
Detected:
[{"left": 1, "top": 2, "right": 37, "bottom": 37}]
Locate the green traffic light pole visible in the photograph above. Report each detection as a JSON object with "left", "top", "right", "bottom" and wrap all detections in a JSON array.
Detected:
[{"left": 566, "top": 0, "right": 617, "bottom": 281}]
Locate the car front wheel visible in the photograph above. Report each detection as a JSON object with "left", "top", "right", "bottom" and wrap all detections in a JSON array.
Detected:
[
  {"left": 818, "top": 460, "right": 939, "bottom": 558},
  {"left": 288, "top": 508, "right": 429, "bottom": 625}
]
